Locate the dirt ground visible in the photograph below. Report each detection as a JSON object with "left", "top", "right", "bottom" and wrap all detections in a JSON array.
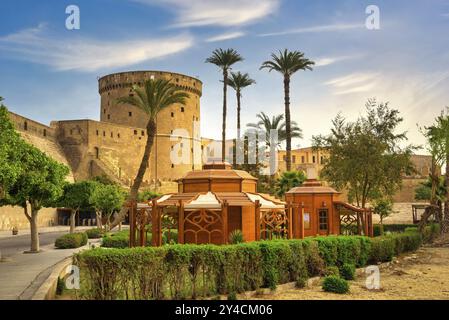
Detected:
[{"left": 252, "top": 235, "right": 449, "bottom": 300}]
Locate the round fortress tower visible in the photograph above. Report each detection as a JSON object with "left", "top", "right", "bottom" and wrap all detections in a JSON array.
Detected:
[
  {"left": 97, "top": 71, "right": 203, "bottom": 186},
  {"left": 98, "top": 71, "right": 202, "bottom": 131}
]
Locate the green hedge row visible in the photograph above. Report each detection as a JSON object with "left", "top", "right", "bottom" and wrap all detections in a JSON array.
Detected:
[
  {"left": 74, "top": 227, "right": 437, "bottom": 300},
  {"left": 55, "top": 232, "right": 88, "bottom": 249},
  {"left": 101, "top": 230, "right": 178, "bottom": 248}
]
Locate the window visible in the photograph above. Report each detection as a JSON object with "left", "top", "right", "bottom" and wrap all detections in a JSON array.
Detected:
[
  {"left": 171, "top": 112, "right": 174, "bottom": 118},
  {"left": 43, "top": 129, "right": 47, "bottom": 137},
  {"left": 181, "top": 107, "right": 185, "bottom": 112},
  {"left": 171, "top": 164, "right": 174, "bottom": 168},
  {"left": 110, "top": 132, "right": 113, "bottom": 138},
  {"left": 129, "top": 111, "right": 132, "bottom": 117},
  {"left": 96, "top": 130, "right": 99, "bottom": 136},
  {"left": 141, "top": 131, "right": 144, "bottom": 136},
  {"left": 134, "top": 130, "right": 138, "bottom": 135},
  {"left": 103, "top": 131, "right": 106, "bottom": 137},
  {"left": 320, "top": 156, "right": 324, "bottom": 164},
  {"left": 70, "top": 129, "right": 73, "bottom": 135},
  {"left": 23, "top": 122, "right": 28, "bottom": 131},
  {"left": 292, "top": 155, "right": 296, "bottom": 163},
  {"left": 103, "top": 109, "right": 106, "bottom": 114},
  {"left": 95, "top": 147, "right": 99, "bottom": 159},
  {"left": 107, "top": 114, "right": 111, "bottom": 120},
  {"left": 301, "top": 156, "right": 305, "bottom": 163},
  {"left": 319, "top": 209, "right": 328, "bottom": 231},
  {"left": 303, "top": 213, "right": 311, "bottom": 229},
  {"left": 313, "top": 156, "right": 316, "bottom": 163},
  {"left": 283, "top": 155, "right": 286, "bottom": 162}
]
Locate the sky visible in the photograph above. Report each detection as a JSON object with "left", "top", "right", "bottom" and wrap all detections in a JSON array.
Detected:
[{"left": 1, "top": 0, "right": 449, "bottom": 153}]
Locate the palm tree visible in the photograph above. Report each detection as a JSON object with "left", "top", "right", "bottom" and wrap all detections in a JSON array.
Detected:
[
  {"left": 206, "top": 48, "right": 244, "bottom": 162},
  {"left": 227, "top": 71, "right": 255, "bottom": 138},
  {"left": 110, "top": 79, "right": 189, "bottom": 228},
  {"left": 247, "top": 112, "right": 303, "bottom": 148},
  {"left": 275, "top": 171, "right": 306, "bottom": 198},
  {"left": 260, "top": 49, "right": 314, "bottom": 171}
]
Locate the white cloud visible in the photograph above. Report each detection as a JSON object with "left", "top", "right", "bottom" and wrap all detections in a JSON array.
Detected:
[
  {"left": 205, "top": 31, "right": 246, "bottom": 42},
  {"left": 314, "top": 55, "right": 361, "bottom": 67},
  {"left": 134, "top": 0, "right": 280, "bottom": 27},
  {"left": 259, "top": 23, "right": 363, "bottom": 37},
  {"left": 324, "top": 72, "right": 379, "bottom": 95},
  {"left": 0, "top": 24, "right": 194, "bottom": 72}
]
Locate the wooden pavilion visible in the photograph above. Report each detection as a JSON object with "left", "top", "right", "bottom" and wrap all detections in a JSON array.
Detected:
[{"left": 128, "top": 163, "right": 373, "bottom": 247}]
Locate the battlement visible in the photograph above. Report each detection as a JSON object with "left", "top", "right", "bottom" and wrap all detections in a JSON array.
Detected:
[{"left": 98, "top": 70, "right": 202, "bottom": 97}]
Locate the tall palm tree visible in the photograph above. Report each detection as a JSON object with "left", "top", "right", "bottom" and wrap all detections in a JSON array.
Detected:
[
  {"left": 227, "top": 71, "right": 255, "bottom": 138},
  {"left": 110, "top": 79, "right": 188, "bottom": 228},
  {"left": 206, "top": 48, "right": 243, "bottom": 162},
  {"left": 247, "top": 112, "right": 303, "bottom": 148},
  {"left": 260, "top": 49, "right": 314, "bottom": 171}
]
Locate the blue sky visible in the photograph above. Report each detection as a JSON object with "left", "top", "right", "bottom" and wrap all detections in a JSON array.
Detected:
[{"left": 1, "top": 0, "right": 449, "bottom": 151}]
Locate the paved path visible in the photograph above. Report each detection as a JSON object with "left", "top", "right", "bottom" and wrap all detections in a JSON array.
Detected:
[{"left": 0, "top": 232, "right": 68, "bottom": 258}]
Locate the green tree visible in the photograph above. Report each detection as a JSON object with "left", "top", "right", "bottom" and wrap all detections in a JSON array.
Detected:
[
  {"left": 372, "top": 198, "right": 394, "bottom": 235},
  {"left": 3, "top": 144, "right": 69, "bottom": 252},
  {"left": 227, "top": 72, "right": 255, "bottom": 137},
  {"left": 0, "top": 100, "right": 23, "bottom": 200},
  {"left": 313, "top": 99, "right": 416, "bottom": 208},
  {"left": 110, "top": 79, "right": 188, "bottom": 229},
  {"left": 60, "top": 181, "right": 99, "bottom": 233},
  {"left": 247, "top": 112, "right": 302, "bottom": 149},
  {"left": 275, "top": 171, "right": 306, "bottom": 198},
  {"left": 423, "top": 108, "right": 449, "bottom": 232},
  {"left": 260, "top": 49, "right": 314, "bottom": 171},
  {"left": 91, "top": 184, "right": 125, "bottom": 231},
  {"left": 206, "top": 48, "right": 244, "bottom": 161}
]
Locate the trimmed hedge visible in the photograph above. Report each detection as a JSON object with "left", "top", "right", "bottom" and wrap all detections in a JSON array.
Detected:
[
  {"left": 322, "top": 276, "right": 349, "bottom": 294},
  {"left": 101, "top": 230, "right": 177, "bottom": 248},
  {"left": 74, "top": 228, "right": 437, "bottom": 300},
  {"left": 55, "top": 232, "right": 88, "bottom": 249},
  {"left": 85, "top": 228, "right": 104, "bottom": 239}
]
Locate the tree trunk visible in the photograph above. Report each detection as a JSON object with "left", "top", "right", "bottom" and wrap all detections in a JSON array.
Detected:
[
  {"left": 69, "top": 209, "right": 76, "bottom": 233},
  {"left": 283, "top": 75, "right": 292, "bottom": 171},
  {"left": 29, "top": 203, "right": 40, "bottom": 252},
  {"left": 95, "top": 211, "right": 102, "bottom": 229},
  {"left": 110, "top": 120, "right": 157, "bottom": 229},
  {"left": 222, "top": 69, "right": 228, "bottom": 162},
  {"left": 442, "top": 156, "right": 449, "bottom": 232},
  {"left": 236, "top": 90, "right": 241, "bottom": 138}
]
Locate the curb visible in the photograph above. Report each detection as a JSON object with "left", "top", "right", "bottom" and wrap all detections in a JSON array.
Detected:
[{"left": 31, "top": 257, "right": 73, "bottom": 300}]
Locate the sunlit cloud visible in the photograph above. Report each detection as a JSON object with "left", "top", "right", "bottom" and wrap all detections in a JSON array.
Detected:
[
  {"left": 259, "top": 23, "right": 364, "bottom": 37},
  {"left": 133, "top": 0, "right": 280, "bottom": 27},
  {"left": 324, "top": 72, "right": 379, "bottom": 95},
  {"left": 0, "top": 24, "right": 194, "bottom": 72},
  {"left": 314, "top": 55, "right": 361, "bottom": 67},
  {"left": 205, "top": 31, "right": 246, "bottom": 43}
]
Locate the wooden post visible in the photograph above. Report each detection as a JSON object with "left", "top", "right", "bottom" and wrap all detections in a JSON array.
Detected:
[
  {"left": 287, "top": 202, "right": 293, "bottom": 239},
  {"left": 222, "top": 201, "right": 229, "bottom": 244},
  {"left": 129, "top": 201, "right": 135, "bottom": 248},
  {"left": 139, "top": 209, "right": 145, "bottom": 247},
  {"left": 151, "top": 199, "right": 159, "bottom": 247},
  {"left": 369, "top": 210, "right": 374, "bottom": 237},
  {"left": 255, "top": 200, "right": 260, "bottom": 241},
  {"left": 299, "top": 203, "right": 304, "bottom": 239},
  {"left": 178, "top": 200, "right": 184, "bottom": 244},
  {"left": 364, "top": 211, "right": 370, "bottom": 237}
]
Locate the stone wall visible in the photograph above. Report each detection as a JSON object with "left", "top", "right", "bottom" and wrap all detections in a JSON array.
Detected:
[{"left": 0, "top": 206, "right": 58, "bottom": 231}]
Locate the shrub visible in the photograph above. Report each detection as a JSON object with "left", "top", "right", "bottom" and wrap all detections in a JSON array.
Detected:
[
  {"left": 422, "top": 223, "right": 440, "bottom": 243},
  {"left": 340, "top": 263, "right": 356, "bottom": 280},
  {"left": 227, "top": 292, "right": 237, "bottom": 300},
  {"left": 373, "top": 224, "right": 416, "bottom": 236},
  {"left": 322, "top": 276, "right": 349, "bottom": 294},
  {"left": 324, "top": 266, "right": 340, "bottom": 277},
  {"left": 295, "top": 275, "right": 308, "bottom": 288},
  {"left": 75, "top": 230, "right": 425, "bottom": 300},
  {"left": 55, "top": 232, "right": 88, "bottom": 249},
  {"left": 85, "top": 228, "right": 104, "bottom": 239},
  {"left": 229, "top": 230, "right": 244, "bottom": 244},
  {"left": 56, "top": 277, "right": 65, "bottom": 295}
]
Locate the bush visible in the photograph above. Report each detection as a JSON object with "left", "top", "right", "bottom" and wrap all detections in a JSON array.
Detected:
[
  {"left": 56, "top": 277, "right": 65, "bottom": 295},
  {"left": 295, "top": 275, "right": 308, "bottom": 288},
  {"left": 322, "top": 276, "right": 349, "bottom": 294},
  {"left": 85, "top": 228, "right": 104, "bottom": 239},
  {"left": 55, "top": 232, "right": 88, "bottom": 249},
  {"left": 373, "top": 224, "right": 416, "bottom": 236},
  {"left": 229, "top": 230, "right": 244, "bottom": 244},
  {"left": 422, "top": 223, "right": 440, "bottom": 243},
  {"left": 340, "top": 263, "right": 356, "bottom": 280},
  {"left": 75, "top": 230, "right": 425, "bottom": 300},
  {"left": 324, "top": 266, "right": 340, "bottom": 277}
]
